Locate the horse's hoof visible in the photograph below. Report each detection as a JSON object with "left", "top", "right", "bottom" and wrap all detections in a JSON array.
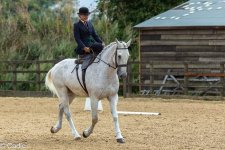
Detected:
[
  {"left": 74, "top": 137, "right": 81, "bottom": 140},
  {"left": 83, "top": 131, "right": 88, "bottom": 138},
  {"left": 117, "top": 138, "right": 125, "bottom": 143},
  {"left": 50, "top": 126, "right": 55, "bottom": 133}
]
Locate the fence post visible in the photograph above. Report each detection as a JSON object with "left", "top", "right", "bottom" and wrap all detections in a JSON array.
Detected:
[
  {"left": 12, "top": 63, "right": 17, "bottom": 91},
  {"left": 127, "top": 61, "right": 132, "bottom": 97},
  {"left": 220, "top": 63, "right": 225, "bottom": 96},
  {"left": 123, "top": 77, "right": 127, "bottom": 98},
  {"left": 36, "top": 60, "right": 41, "bottom": 91},
  {"left": 184, "top": 62, "right": 189, "bottom": 95},
  {"left": 149, "top": 62, "right": 154, "bottom": 94}
]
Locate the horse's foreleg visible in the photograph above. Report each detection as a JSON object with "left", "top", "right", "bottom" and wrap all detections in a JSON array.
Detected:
[
  {"left": 83, "top": 98, "right": 98, "bottom": 138},
  {"left": 108, "top": 94, "right": 125, "bottom": 143},
  {"left": 51, "top": 104, "right": 63, "bottom": 133}
]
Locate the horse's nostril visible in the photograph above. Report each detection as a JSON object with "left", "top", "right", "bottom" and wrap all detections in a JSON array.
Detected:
[
  {"left": 118, "top": 71, "right": 127, "bottom": 78},
  {"left": 121, "top": 73, "right": 127, "bottom": 78}
]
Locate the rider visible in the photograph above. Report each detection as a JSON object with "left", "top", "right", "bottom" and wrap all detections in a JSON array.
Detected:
[{"left": 73, "top": 7, "right": 104, "bottom": 67}]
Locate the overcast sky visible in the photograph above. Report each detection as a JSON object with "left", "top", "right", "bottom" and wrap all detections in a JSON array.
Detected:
[{"left": 78, "top": 0, "right": 97, "bottom": 12}]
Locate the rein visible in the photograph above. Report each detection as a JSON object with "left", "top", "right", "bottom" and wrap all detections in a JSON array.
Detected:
[
  {"left": 92, "top": 50, "right": 117, "bottom": 69},
  {"left": 92, "top": 45, "right": 128, "bottom": 69}
]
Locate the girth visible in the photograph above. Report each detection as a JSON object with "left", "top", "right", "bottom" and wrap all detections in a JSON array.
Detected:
[{"left": 75, "top": 64, "right": 88, "bottom": 95}]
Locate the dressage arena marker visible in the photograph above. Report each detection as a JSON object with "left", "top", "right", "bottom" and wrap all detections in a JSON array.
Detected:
[
  {"left": 117, "top": 111, "right": 161, "bottom": 116},
  {"left": 84, "top": 98, "right": 160, "bottom": 115},
  {"left": 84, "top": 97, "right": 103, "bottom": 111}
]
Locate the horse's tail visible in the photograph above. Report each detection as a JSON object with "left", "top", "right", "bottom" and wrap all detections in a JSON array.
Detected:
[{"left": 45, "top": 69, "right": 59, "bottom": 98}]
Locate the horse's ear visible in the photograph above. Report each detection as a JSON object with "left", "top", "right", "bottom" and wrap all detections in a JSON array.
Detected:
[
  {"left": 115, "top": 38, "right": 120, "bottom": 44},
  {"left": 126, "top": 39, "right": 132, "bottom": 47}
]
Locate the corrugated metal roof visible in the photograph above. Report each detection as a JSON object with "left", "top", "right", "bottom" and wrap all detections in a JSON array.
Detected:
[{"left": 134, "top": 0, "right": 225, "bottom": 28}]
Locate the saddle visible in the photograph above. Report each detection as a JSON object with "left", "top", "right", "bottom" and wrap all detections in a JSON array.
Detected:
[{"left": 74, "top": 55, "right": 84, "bottom": 64}]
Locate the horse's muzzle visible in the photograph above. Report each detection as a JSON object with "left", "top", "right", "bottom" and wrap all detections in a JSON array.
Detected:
[
  {"left": 117, "top": 69, "right": 127, "bottom": 78},
  {"left": 120, "top": 72, "right": 127, "bottom": 78}
]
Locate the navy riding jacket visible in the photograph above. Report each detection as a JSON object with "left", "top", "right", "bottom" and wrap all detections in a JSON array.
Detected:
[{"left": 73, "top": 20, "right": 102, "bottom": 55}]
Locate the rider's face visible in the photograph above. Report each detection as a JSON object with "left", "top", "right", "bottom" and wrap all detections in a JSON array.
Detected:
[{"left": 79, "top": 14, "right": 89, "bottom": 21}]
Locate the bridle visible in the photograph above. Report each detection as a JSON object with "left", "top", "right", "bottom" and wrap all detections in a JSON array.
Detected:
[
  {"left": 93, "top": 44, "right": 129, "bottom": 69},
  {"left": 114, "top": 47, "right": 129, "bottom": 68}
]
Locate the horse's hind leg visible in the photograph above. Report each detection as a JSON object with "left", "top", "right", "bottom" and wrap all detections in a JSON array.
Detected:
[
  {"left": 52, "top": 87, "right": 81, "bottom": 140},
  {"left": 51, "top": 91, "right": 75, "bottom": 134},
  {"left": 68, "top": 91, "right": 75, "bottom": 105},
  {"left": 51, "top": 104, "right": 64, "bottom": 133},
  {"left": 83, "top": 97, "right": 99, "bottom": 138},
  {"left": 108, "top": 94, "right": 125, "bottom": 143}
]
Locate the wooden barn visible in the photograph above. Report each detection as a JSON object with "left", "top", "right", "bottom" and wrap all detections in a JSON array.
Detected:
[
  {"left": 132, "top": 0, "right": 225, "bottom": 95},
  {"left": 134, "top": 0, "right": 225, "bottom": 62}
]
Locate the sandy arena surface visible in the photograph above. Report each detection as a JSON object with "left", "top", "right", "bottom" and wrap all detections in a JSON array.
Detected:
[{"left": 0, "top": 97, "right": 225, "bottom": 150}]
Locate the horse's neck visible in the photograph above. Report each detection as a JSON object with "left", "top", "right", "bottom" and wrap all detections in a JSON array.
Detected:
[
  {"left": 96, "top": 43, "right": 117, "bottom": 77},
  {"left": 101, "top": 43, "right": 117, "bottom": 64}
]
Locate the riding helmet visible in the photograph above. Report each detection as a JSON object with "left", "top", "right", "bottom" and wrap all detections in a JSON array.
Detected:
[{"left": 78, "top": 7, "right": 90, "bottom": 15}]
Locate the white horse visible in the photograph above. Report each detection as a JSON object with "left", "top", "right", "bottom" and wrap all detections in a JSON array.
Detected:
[{"left": 45, "top": 39, "right": 131, "bottom": 143}]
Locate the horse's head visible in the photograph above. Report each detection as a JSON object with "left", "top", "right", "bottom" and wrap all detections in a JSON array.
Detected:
[{"left": 115, "top": 39, "right": 131, "bottom": 78}]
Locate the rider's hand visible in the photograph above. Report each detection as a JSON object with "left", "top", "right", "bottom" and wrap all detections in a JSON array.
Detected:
[{"left": 84, "top": 47, "right": 90, "bottom": 53}]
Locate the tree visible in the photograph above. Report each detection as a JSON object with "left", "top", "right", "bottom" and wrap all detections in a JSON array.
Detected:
[
  {"left": 97, "top": 0, "right": 187, "bottom": 60},
  {"left": 0, "top": 0, "right": 79, "bottom": 90},
  {"left": 0, "top": 0, "right": 78, "bottom": 60},
  {"left": 98, "top": 0, "right": 187, "bottom": 29}
]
